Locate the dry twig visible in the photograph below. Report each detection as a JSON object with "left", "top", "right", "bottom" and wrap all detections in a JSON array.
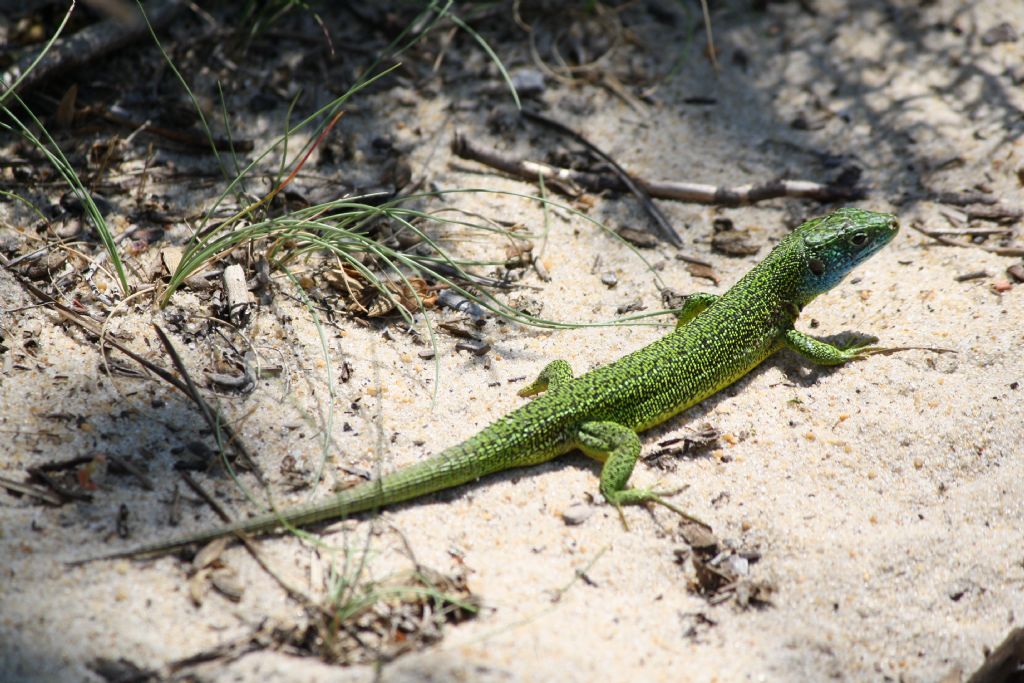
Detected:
[
  {"left": 452, "top": 134, "right": 864, "bottom": 207},
  {"left": 521, "top": 109, "right": 682, "bottom": 247},
  {"left": 910, "top": 222, "right": 1024, "bottom": 257},
  {"left": 2, "top": 0, "right": 186, "bottom": 94}
]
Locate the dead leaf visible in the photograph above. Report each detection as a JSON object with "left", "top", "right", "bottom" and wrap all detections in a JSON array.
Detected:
[{"left": 56, "top": 84, "right": 78, "bottom": 128}]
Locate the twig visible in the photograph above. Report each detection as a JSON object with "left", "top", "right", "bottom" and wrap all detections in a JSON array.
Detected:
[
  {"left": 926, "top": 227, "right": 1012, "bottom": 236},
  {"left": 450, "top": 134, "right": 711, "bottom": 265},
  {"left": 963, "top": 205, "right": 1023, "bottom": 224},
  {"left": 1, "top": 0, "right": 187, "bottom": 94},
  {"left": 452, "top": 134, "right": 864, "bottom": 207},
  {"left": 966, "top": 627, "right": 1024, "bottom": 683},
  {"left": 909, "top": 222, "right": 1024, "bottom": 257},
  {"left": 0, "top": 475, "right": 64, "bottom": 506},
  {"left": 27, "top": 466, "right": 92, "bottom": 502},
  {"left": 934, "top": 191, "right": 999, "bottom": 206},
  {"left": 165, "top": 634, "right": 261, "bottom": 674},
  {"left": 452, "top": 132, "right": 592, "bottom": 193},
  {"left": 107, "top": 454, "right": 155, "bottom": 490},
  {"left": 30, "top": 453, "right": 154, "bottom": 490},
  {"left": 521, "top": 109, "right": 682, "bottom": 247},
  {"left": 641, "top": 177, "right": 863, "bottom": 205},
  {"left": 697, "top": 0, "right": 718, "bottom": 71}
]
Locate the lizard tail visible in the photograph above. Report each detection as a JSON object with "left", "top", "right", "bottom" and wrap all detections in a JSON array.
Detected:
[{"left": 72, "top": 427, "right": 551, "bottom": 564}]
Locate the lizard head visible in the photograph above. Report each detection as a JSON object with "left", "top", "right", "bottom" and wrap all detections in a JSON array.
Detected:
[{"left": 793, "top": 207, "right": 899, "bottom": 301}]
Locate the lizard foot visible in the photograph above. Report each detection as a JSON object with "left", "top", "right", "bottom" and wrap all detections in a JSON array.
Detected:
[{"left": 605, "top": 487, "right": 710, "bottom": 530}]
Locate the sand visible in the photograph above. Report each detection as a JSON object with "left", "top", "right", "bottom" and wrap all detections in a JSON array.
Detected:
[{"left": 1, "top": 1, "right": 1022, "bottom": 681}]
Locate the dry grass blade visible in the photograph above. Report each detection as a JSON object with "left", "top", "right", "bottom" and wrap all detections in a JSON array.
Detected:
[{"left": 0, "top": 475, "right": 65, "bottom": 506}]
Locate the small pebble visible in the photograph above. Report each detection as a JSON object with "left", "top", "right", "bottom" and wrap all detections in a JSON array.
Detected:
[
  {"left": 511, "top": 68, "right": 545, "bottom": 96},
  {"left": 1008, "top": 63, "right": 1024, "bottom": 85},
  {"left": 52, "top": 217, "right": 82, "bottom": 239},
  {"left": 600, "top": 272, "right": 618, "bottom": 288},
  {"left": 991, "top": 279, "right": 1013, "bottom": 293},
  {"left": 562, "top": 503, "right": 594, "bottom": 526},
  {"left": 721, "top": 554, "right": 749, "bottom": 577},
  {"left": 981, "top": 22, "right": 1017, "bottom": 46}
]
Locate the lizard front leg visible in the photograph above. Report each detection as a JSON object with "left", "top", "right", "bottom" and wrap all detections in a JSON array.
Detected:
[
  {"left": 576, "top": 420, "right": 707, "bottom": 529},
  {"left": 784, "top": 329, "right": 880, "bottom": 366},
  {"left": 673, "top": 293, "right": 719, "bottom": 329},
  {"left": 518, "top": 359, "right": 573, "bottom": 397}
]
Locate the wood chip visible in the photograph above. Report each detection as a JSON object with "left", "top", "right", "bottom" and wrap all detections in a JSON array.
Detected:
[
  {"left": 193, "top": 537, "right": 229, "bottom": 570},
  {"left": 616, "top": 298, "right": 645, "bottom": 314},
  {"left": 211, "top": 568, "right": 245, "bottom": 601},
  {"left": 455, "top": 339, "right": 491, "bottom": 356},
  {"left": 686, "top": 262, "right": 720, "bottom": 285},
  {"left": 617, "top": 226, "right": 660, "bottom": 249},
  {"left": 711, "top": 229, "right": 760, "bottom": 257},
  {"left": 222, "top": 264, "right": 252, "bottom": 326},
  {"left": 189, "top": 568, "right": 210, "bottom": 606},
  {"left": 680, "top": 521, "right": 718, "bottom": 550},
  {"left": 159, "top": 246, "right": 183, "bottom": 277}
]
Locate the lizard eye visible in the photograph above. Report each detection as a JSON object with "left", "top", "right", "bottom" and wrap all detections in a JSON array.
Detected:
[{"left": 850, "top": 232, "right": 869, "bottom": 247}]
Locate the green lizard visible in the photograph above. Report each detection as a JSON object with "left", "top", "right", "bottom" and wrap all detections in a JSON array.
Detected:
[{"left": 83, "top": 207, "right": 898, "bottom": 561}]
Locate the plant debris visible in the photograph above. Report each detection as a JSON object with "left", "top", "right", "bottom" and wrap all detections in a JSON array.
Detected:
[
  {"left": 645, "top": 425, "right": 721, "bottom": 470},
  {"left": 676, "top": 522, "right": 773, "bottom": 608},
  {"left": 964, "top": 627, "right": 1024, "bottom": 683},
  {"left": 291, "top": 567, "right": 480, "bottom": 665}
]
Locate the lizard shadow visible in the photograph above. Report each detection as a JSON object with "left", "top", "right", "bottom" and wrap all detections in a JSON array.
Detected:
[
  {"left": 774, "top": 330, "right": 882, "bottom": 388},
  {"left": 635, "top": 328, "right": 880, "bottom": 450}
]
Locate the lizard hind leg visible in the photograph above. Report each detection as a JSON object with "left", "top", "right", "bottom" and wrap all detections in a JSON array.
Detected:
[
  {"left": 518, "top": 359, "right": 573, "bottom": 397},
  {"left": 576, "top": 420, "right": 707, "bottom": 530}
]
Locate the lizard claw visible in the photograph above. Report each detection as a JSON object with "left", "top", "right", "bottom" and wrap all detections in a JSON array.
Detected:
[
  {"left": 607, "top": 487, "right": 710, "bottom": 530},
  {"left": 837, "top": 335, "right": 881, "bottom": 360},
  {"left": 648, "top": 480, "right": 689, "bottom": 498},
  {"left": 615, "top": 504, "right": 630, "bottom": 531}
]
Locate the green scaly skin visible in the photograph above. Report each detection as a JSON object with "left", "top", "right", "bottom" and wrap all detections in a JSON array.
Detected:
[{"left": 82, "top": 208, "right": 898, "bottom": 562}]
